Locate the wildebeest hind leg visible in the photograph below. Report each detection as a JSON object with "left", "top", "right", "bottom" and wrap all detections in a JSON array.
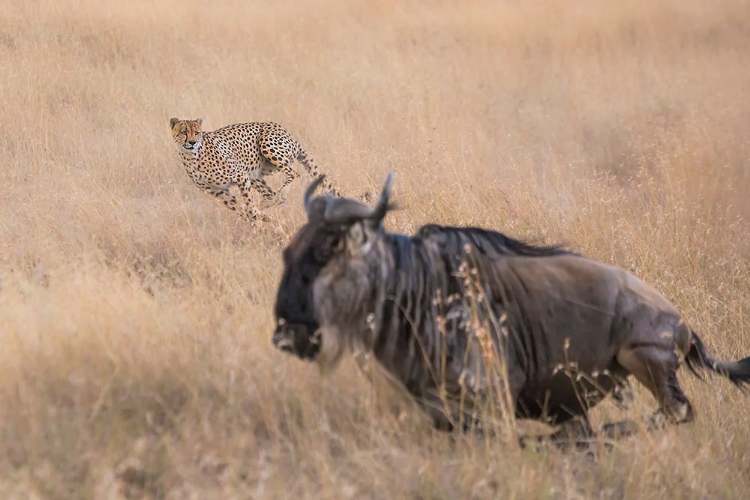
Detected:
[{"left": 616, "top": 345, "right": 695, "bottom": 429}]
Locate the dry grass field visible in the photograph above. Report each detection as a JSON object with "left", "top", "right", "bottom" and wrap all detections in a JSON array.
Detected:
[{"left": 2, "top": 0, "right": 750, "bottom": 498}]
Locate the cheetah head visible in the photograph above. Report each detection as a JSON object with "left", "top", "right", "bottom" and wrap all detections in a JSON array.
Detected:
[{"left": 169, "top": 117, "right": 203, "bottom": 153}]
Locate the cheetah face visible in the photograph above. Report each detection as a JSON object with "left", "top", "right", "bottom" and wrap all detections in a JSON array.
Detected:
[{"left": 169, "top": 117, "right": 203, "bottom": 153}]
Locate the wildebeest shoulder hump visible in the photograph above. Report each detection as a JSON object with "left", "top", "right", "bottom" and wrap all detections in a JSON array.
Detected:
[{"left": 415, "top": 223, "right": 576, "bottom": 259}]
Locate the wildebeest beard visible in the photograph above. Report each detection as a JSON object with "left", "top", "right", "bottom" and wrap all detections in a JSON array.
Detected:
[
  {"left": 272, "top": 222, "right": 335, "bottom": 361},
  {"left": 272, "top": 172, "right": 395, "bottom": 364}
]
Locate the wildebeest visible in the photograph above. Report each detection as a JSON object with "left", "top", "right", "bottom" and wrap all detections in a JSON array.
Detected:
[{"left": 272, "top": 172, "right": 750, "bottom": 445}]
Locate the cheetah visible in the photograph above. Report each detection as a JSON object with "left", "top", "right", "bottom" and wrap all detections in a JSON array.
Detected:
[{"left": 169, "top": 117, "right": 340, "bottom": 222}]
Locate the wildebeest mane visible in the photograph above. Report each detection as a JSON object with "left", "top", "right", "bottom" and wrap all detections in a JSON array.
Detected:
[
  {"left": 373, "top": 229, "right": 551, "bottom": 425},
  {"left": 415, "top": 224, "right": 575, "bottom": 260}
]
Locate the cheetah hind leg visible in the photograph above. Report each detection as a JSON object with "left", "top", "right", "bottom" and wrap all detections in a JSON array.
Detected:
[
  {"left": 276, "top": 164, "right": 301, "bottom": 205},
  {"left": 254, "top": 179, "right": 280, "bottom": 210}
]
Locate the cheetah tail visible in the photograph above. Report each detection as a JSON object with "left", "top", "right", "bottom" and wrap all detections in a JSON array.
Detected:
[{"left": 297, "top": 149, "right": 339, "bottom": 196}]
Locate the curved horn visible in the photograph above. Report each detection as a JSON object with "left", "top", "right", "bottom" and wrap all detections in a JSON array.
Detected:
[
  {"left": 323, "top": 198, "right": 377, "bottom": 223},
  {"left": 322, "top": 171, "right": 396, "bottom": 224},
  {"left": 303, "top": 175, "right": 327, "bottom": 215},
  {"left": 370, "top": 170, "right": 395, "bottom": 222}
]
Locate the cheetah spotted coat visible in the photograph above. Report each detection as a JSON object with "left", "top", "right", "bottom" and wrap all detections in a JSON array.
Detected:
[{"left": 170, "top": 117, "right": 339, "bottom": 222}]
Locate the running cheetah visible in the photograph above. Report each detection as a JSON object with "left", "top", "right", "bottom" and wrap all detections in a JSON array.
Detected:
[{"left": 169, "top": 117, "right": 340, "bottom": 222}]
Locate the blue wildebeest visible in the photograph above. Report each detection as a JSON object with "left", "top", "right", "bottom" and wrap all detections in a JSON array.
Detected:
[{"left": 272, "top": 172, "right": 750, "bottom": 445}]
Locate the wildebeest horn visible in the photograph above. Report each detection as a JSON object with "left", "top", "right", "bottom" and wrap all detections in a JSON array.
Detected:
[
  {"left": 372, "top": 170, "right": 396, "bottom": 220},
  {"left": 322, "top": 171, "right": 395, "bottom": 224},
  {"left": 303, "top": 175, "right": 327, "bottom": 215}
]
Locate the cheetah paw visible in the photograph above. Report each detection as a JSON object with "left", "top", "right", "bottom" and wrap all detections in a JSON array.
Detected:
[
  {"left": 276, "top": 186, "right": 291, "bottom": 205},
  {"left": 258, "top": 198, "right": 277, "bottom": 210}
]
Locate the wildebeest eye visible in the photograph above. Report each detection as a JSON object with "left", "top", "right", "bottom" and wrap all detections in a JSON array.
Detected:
[{"left": 315, "top": 234, "right": 343, "bottom": 262}]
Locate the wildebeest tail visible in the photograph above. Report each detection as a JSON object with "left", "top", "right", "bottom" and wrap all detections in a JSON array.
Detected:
[{"left": 685, "top": 330, "right": 750, "bottom": 391}]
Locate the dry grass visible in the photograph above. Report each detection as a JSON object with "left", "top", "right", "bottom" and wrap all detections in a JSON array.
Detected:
[{"left": 2, "top": 0, "right": 750, "bottom": 497}]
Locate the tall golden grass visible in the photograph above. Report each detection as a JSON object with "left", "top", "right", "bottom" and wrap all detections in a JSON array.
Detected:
[{"left": 2, "top": 0, "right": 750, "bottom": 497}]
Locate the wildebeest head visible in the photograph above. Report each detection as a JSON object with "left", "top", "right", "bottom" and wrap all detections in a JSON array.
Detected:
[{"left": 272, "top": 172, "right": 397, "bottom": 371}]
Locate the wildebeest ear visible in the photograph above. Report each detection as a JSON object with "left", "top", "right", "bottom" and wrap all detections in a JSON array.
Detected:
[
  {"left": 348, "top": 221, "right": 366, "bottom": 246},
  {"left": 169, "top": 117, "right": 179, "bottom": 129}
]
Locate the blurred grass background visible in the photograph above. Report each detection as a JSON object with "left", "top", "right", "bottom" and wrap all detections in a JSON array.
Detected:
[{"left": 1, "top": 0, "right": 750, "bottom": 498}]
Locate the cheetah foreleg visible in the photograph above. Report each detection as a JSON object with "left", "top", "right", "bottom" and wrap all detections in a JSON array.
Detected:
[
  {"left": 246, "top": 205, "right": 271, "bottom": 223},
  {"left": 204, "top": 186, "right": 249, "bottom": 220},
  {"left": 236, "top": 183, "right": 270, "bottom": 223},
  {"left": 239, "top": 177, "right": 278, "bottom": 211}
]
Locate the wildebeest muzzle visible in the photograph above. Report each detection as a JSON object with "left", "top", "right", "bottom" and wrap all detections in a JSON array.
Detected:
[{"left": 272, "top": 320, "right": 321, "bottom": 361}]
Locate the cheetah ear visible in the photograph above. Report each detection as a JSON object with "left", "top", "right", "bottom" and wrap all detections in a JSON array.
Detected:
[
  {"left": 196, "top": 118, "right": 203, "bottom": 126},
  {"left": 169, "top": 117, "right": 179, "bottom": 129}
]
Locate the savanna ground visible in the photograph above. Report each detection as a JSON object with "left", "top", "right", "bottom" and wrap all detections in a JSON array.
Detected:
[{"left": 2, "top": 0, "right": 750, "bottom": 498}]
